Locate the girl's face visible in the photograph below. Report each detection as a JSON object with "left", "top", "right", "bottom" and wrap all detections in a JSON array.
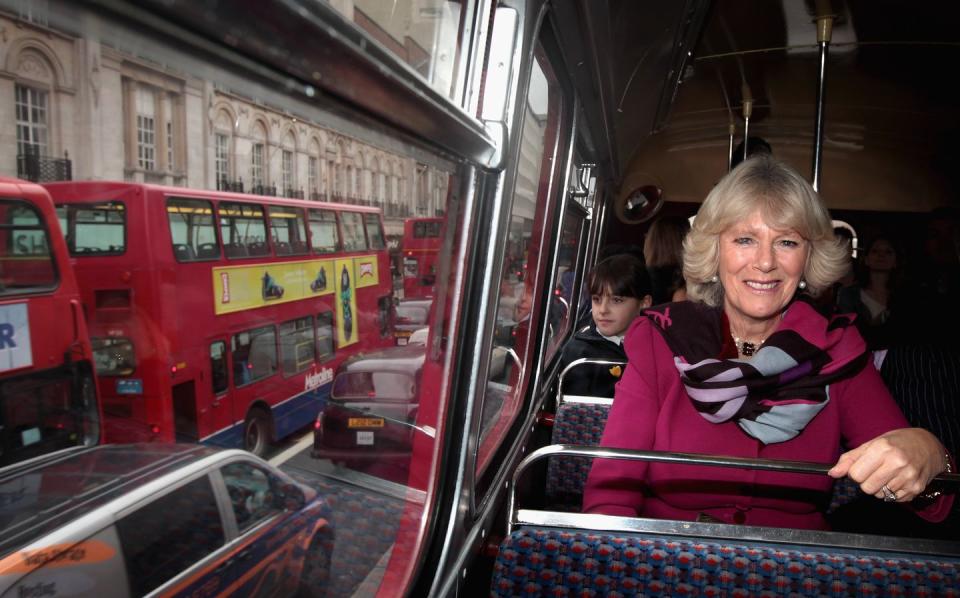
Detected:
[
  {"left": 865, "top": 239, "right": 896, "bottom": 272},
  {"left": 591, "top": 287, "right": 649, "bottom": 337}
]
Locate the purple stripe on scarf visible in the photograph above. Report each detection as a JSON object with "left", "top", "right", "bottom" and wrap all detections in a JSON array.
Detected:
[{"left": 777, "top": 360, "right": 813, "bottom": 384}]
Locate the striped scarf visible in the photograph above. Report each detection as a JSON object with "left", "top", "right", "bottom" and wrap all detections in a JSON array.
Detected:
[{"left": 644, "top": 298, "right": 869, "bottom": 444}]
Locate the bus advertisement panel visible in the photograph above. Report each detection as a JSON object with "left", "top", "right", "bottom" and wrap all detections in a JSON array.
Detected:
[
  {"left": 0, "top": 177, "right": 100, "bottom": 468},
  {"left": 45, "top": 181, "right": 394, "bottom": 455}
]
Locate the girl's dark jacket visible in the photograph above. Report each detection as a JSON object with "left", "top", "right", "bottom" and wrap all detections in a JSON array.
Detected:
[{"left": 558, "top": 323, "right": 627, "bottom": 398}]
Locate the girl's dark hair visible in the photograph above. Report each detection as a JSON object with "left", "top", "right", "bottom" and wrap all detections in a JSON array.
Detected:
[{"left": 587, "top": 254, "right": 652, "bottom": 299}]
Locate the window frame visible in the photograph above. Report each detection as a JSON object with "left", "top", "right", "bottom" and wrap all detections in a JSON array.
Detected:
[
  {"left": 472, "top": 24, "right": 576, "bottom": 505},
  {"left": 231, "top": 325, "right": 278, "bottom": 387},
  {"left": 308, "top": 208, "right": 341, "bottom": 254},
  {"left": 219, "top": 201, "right": 270, "bottom": 259},
  {"left": 58, "top": 201, "right": 127, "bottom": 257},
  {"left": 267, "top": 205, "right": 308, "bottom": 256},
  {"left": 0, "top": 198, "right": 59, "bottom": 295},
  {"left": 279, "top": 315, "right": 317, "bottom": 377},
  {"left": 340, "top": 211, "right": 368, "bottom": 252},
  {"left": 167, "top": 197, "right": 220, "bottom": 262}
]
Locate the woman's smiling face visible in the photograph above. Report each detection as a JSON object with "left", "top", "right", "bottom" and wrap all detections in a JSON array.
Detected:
[{"left": 718, "top": 210, "right": 809, "bottom": 333}]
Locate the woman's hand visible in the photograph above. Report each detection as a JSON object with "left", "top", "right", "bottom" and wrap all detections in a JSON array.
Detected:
[{"left": 828, "top": 428, "right": 947, "bottom": 503}]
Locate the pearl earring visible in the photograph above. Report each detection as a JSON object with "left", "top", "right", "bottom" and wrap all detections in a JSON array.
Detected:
[
  {"left": 710, "top": 275, "right": 719, "bottom": 283},
  {"left": 798, "top": 280, "right": 807, "bottom": 290}
]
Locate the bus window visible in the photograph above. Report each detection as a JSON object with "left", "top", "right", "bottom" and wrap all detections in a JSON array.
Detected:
[
  {"left": 477, "top": 43, "right": 564, "bottom": 481},
  {"left": 167, "top": 198, "right": 219, "bottom": 261},
  {"left": 544, "top": 206, "right": 587, "bottom": 361},
  {"left": 340, "top": 212, "right": 367, "bottom": 251},
  {"left": 232, "top": 326, "right": 277, "bottom": 386},
  {"left": 61, "top": 202, "right": 125, "bottom": 255},
  {"left": 308, "top": 208, "right": 339, "bottom": 253},
  {"left": 315, "top": 311, "right": 335, "bottom": 362},
  {"left": 91, "top": 337, "right": 136, "bottom": 376},
  {"left": 414, "top": 220, "right": 441, "bottom": 238},
  {"left": 268, "top": 206, "right": 308, "bottom": 256},
  {"left": 219, "top": 202, "right": 269, "bottom": 258},
  {"left": 279, "top": 316, "right": 316, "bottom": 376},
  {"left": 363, "top": 213, "right": 386, "bottom": 249},
  {"left": 209, "top": 341, "right": 228, "bottom": 395},
  {"left": 0, "top": 199, "right": 57, "bottom": 293}
]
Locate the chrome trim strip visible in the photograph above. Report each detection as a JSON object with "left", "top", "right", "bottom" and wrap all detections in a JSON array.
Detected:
[
  {"left": 513, "top": 510, "right": 960, "bottom": 557},
  {"left": 561, "top": 395, "right": 614, "bottom": 406}
]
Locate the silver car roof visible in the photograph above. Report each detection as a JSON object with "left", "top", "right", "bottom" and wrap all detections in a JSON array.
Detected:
[{"left": 0, "top": 443, "right": 233, "bottom": 559}]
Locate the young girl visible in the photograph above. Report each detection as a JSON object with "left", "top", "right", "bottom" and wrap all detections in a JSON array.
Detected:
[{"left": 558, "top": 254, "right": 653, "bottom": 398}]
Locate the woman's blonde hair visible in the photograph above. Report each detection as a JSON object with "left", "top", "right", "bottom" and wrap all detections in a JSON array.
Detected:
[{"left": 684, "top": 156, "right": 849, "bottom": 307}]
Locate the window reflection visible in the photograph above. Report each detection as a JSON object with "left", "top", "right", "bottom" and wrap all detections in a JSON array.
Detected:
[
  {"left": 544, "top": 209, "right": 585, "bottom": 361},
  {"left": 477, "top": 46, "right": 561, "bottom": 477},
  {"left": 325, "top": 0, "right": 467, "bottom": 100}
]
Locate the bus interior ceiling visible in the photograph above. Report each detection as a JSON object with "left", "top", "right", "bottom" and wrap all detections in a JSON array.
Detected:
[{"left": 553, "top": 0, "right": 960, "bottom": 249}]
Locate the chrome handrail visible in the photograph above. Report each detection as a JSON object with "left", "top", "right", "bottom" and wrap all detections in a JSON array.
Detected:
[
  {"left": 509, "top": 444, "right": 960, "bottom": 531},
  {"left": 557, "top": 357, "right": 626, "bottom": 404}
]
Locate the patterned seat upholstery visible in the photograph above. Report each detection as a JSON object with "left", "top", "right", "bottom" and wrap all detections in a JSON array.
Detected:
[
  {"left": 545, "top": 402, "right": 610, "bottom": 511},
  {"left": 491, "top": 527, "right": 960, "bottom": 597}
]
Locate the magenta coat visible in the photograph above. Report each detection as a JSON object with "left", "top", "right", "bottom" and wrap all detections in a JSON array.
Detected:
[{"left": 582, "top": 314, "right": 954, "bottom": 530}]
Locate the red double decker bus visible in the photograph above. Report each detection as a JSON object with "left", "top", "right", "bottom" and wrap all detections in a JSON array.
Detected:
[
  {"left": 0, "top": 177, "right": 100, "bottom": 467},
  {"left": 46, "top": 182, "right": 394, "bottom": 455},
  {"left": 400, "top": 217, "right": 443, "bottom": 299}
]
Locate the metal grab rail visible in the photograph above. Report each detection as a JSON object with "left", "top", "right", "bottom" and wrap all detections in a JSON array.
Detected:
[
  {"left": 509, "top": 444, "right": 960, "bottom": 529},
  {"left": 557, "top": 358, "right": 626, "bottom": 404}
]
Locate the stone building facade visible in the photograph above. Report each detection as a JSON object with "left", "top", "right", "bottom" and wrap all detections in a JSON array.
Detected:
[{"left": 0, "top": 2, "right": 451, "bottom": 240}]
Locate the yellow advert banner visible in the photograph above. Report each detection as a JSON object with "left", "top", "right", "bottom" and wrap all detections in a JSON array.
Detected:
[{"left": 213, "top": 256, "right": 378, "bottom": 318}]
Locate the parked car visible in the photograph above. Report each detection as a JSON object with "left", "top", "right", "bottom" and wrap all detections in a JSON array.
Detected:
[
  {"left": 312, "top": 346, "right": 426, "bottom": 469},
  {"left": 0, "top": 444, "right": 332, "bottom": 597},
  {"left": 393, "top": 298, "right": 432, "bottom": 346}
]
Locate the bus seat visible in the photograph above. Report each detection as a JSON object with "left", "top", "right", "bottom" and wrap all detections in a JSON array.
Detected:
[
  {"left": 490, "top": 526, "right": 960, "bottom": 596},
  {"left": 290, "top": 239, "right": 308, "bottom": 254},
  {"left": 545, "top": 401, "right": 611, "bottom": 511},
  {"left": 881, "top": 344, "right": 960, "bottom": 458},
  {"left": 197, "top": 242, "right": 219, "bottom": 259},
  {"left": 225, "top": 243, "right": 248, "bottom": 258},
  {"left": 248, "top": 241, "right": 269, "bottom": 256},
  {"left": 275, "top": 241, "right": 292, "bottom": 255},
  {"left": 173, "top": 244, "right": 195, "bottom": 261}
]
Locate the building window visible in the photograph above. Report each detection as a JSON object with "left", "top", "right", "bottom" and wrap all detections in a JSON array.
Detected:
[
  {"left": 282, "top": 150, "right": 294, "bottom": 192},
  {"left": 15, "top": 85, "right": 48, "bottom": 158},
  {"left": 251, "top": 143, "right": 265, "bottom": 188},
  {"left": 136, "top": 88, "right": 156, "bottom": 171},
  {"left": 308, "top": 157, "right": 319, "bottom": 196},
  {"left": 215, "top": 133, "right": 230, "bottom": 188}
]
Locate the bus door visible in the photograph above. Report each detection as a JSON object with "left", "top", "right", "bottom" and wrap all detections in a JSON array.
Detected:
[{"left": 199, "top": 338, "right": 234, "bottom": 445}]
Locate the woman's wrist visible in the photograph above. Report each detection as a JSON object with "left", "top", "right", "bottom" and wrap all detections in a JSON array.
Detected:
[{"left": 917, "top": 450, "right": 953, "bottom": 501}]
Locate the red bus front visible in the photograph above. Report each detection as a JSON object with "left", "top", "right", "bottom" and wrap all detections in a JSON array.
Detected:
[{"left": 0, "top": 178, "right": 100, "bottom": 468}]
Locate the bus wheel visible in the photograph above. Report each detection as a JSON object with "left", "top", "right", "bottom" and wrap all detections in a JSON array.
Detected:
[{"left": 244, "top": 409, "right": 271, "bottom": 456}]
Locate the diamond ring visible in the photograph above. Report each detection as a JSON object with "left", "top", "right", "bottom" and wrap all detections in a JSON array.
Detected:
[{"left": 881, "top": 484, "right": 898, "bottom": 502}]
